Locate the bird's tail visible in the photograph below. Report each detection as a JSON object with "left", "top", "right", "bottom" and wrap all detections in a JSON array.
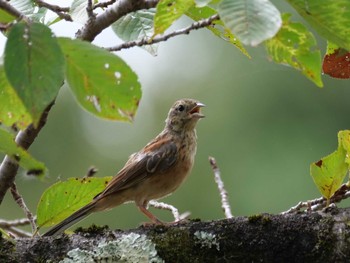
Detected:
[{"left": 43, "top": 201, "right": 96, "bottom": 237}]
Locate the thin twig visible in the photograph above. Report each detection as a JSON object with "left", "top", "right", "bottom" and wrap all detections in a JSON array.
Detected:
[
  {"left": 34, "top": 0, "right": 72, "bottom": 21},
  {"left": 0, "top": 217, "right": 34, "bottom": 237},
  {"left": 10, "top": 183, "right": 37, "bottom": 233},
  {"left": 107, "top": 14, "right": 220, "bottom": 52},
  {"left": 149, "top": 200, "right": 190, "bottom": 222},
  {"left": 0, "top": 0, "right": 26, "bottom": 19},
  {"left": 209, "top": 156, "right": 233, "bottom": 219},
  {"left": 0, "top": 217, "right": 33, "bottom": 227},
  {"left": 281, "top": 183, "right": 350, "bottom": 214},
  {"left": 2, "top": 225, "right": 32, "bottom": 238},
  {"left": 84, "top": 166, "right": 98, "bottom": 178},
  {"left": 94, "top": 0, "right": 117, "bottom": 9}
]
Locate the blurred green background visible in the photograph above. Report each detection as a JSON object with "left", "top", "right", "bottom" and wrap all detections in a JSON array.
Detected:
[{"left": 1, "top": 1, "right": 350, "bottom": 233}]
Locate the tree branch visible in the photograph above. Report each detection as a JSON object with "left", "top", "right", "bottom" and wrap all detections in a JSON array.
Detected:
[
  {"left": 107, "top": 14, "right": 220, "bottom": 52},
  {"left": 3, "top": 208, "right": 350, "bottom": 261},
  {"left": 34, "top": 0, "right": 72, "bottom": 21},
  {"left": 0, "top": 102, "right": 54, "bottom": 204},
  {"left": 282, "top": 183, "right": 350, "bottom": 214},
  {"left": 76, "top": 0, "right": 159, "bottom": 41},
  {"left": 0, "top": 0, "right": 25, "bottom": 19}
]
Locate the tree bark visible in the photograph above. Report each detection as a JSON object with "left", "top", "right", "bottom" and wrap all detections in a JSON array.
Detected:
[{"left": 1, "top": 207, "right": 350, "bottom": 262}]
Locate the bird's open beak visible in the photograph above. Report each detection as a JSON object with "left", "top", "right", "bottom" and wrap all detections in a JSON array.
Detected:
[{"left": 189, "top": 102, "right": 205, "bottom": 118}]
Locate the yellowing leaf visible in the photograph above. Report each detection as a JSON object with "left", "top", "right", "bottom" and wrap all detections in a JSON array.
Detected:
[
  {"left": 310, "top": 131, "right": 349, "bottom": 200},
  {"left": 287, "top": 0, "right": 350, "bottom": 51},
  {"left": 265, "top": 13, "right": 323, "bottom": 87},
  {"left": 37, "top": 176, "right": 112, "bottom": 228},
  {"left": 154, "top": 0, "right": 195, "bottom": 35},
  {"left": 339, "top": 130, "right": 350, "bottom": 166},
  {"left": 0, "top": 128, "right": 46, "bottom": 178}
]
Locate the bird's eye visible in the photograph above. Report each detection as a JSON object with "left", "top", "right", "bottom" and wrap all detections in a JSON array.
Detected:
[{"left": 177, "top": 105, "right": 185, "bottom": 112}]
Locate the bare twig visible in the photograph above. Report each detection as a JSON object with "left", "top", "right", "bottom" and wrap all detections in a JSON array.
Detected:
[
  {"left": 0, "top": 0, "right": 26, "bottom": 19},
  {"left": 149, "top": 200, "right": 190, "bottom": 222},
  {"left": 34, "top": 0, "right": 72, "bottom": 21},
  {"left": 209, "top": 156, "right": 233, "bottom": 218},
  {"left": 76, "top": 0, "right": 159, "bottom": 41},
  {"left": 0, "top": 217, "right": 33, "bottom": 227},
  {"left": 1, "top": 225, "right": 32, "bottom": 238},
  {"left": 107, "top": 14, "right": 220, "bottom": 52},
  {"left": 84, "top": 166, "right": 98, "bottom": 178},
  {"left": 94, "top": 0, "right": 117, "bottom": 9},
  {"left": 281, "top": 183, "right": 350, "bottom": 214},
  {"left": 10, "top": 183, "right": 37, "bottom": 233},
  {"left": 0, "top": 102, "right": 54, "bottom": 204}
]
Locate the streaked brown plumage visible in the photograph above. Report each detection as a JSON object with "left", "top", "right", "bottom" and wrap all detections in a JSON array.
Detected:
[{"left": 43, "top": 98, "right": 205, "bottom": 236}]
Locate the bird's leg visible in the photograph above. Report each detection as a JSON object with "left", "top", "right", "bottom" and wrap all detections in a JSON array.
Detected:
[{"left": 137, "top": 204, "right": 163, "bottom": 224}]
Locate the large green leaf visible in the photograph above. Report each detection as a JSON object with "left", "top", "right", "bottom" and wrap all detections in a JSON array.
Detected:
[
  {"left": 4, "top": 22, "right": 65, "bottom": 126},
  {"left": 287, "top": 0, "right": 350, "bottom": 50},
  {"left": 0, "top": 127, "right": 46, "bottom": 178},
  {"left": 154, "top": 0, "right": 195, "bottom": 35},
  {"left": 0, "top": 66, "right": 32, "bottom": 129},
  {"left": 37, "top": 176, "right": 112, "bottom": 228},
  {"left": 310, "top": 131, "right": 349, "bottom": 200},
  {"left": 58, "top": 38, "right": 141, "bottom": 122},
  {"left": 112, "top": 9, "right": 158, "bottom": 56},
  {"left": 265, "top": 13, "right": 322, "bottom": 87},
  {"left": 186, "top": 5, "right": 250, "bottom": 58},
  {"left": 218, "top": 0, "right": 282, "bottom": 46}
]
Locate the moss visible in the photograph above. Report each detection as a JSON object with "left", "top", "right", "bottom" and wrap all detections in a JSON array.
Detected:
[
  {"left": 60, "top": 232, "right": 164, "bottom": 263},
  {"left": 0, "top": 233, "right": 16, "bottom": 263},
  {"left": 150, "top": 226, "right": 194, "bottom": 262},
  {"left": 248, "top": 214, "right": 271, "bottom": 225},
  {"left": 74, "top": 224, "right": 109, "bottom": 236}
]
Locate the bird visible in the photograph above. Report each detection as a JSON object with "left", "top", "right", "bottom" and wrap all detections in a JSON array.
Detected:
[{"left": 43, "top": 98, "right": 205, "bottom": 236}]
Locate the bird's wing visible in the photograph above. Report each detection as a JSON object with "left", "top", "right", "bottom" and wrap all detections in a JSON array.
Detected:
[{"left": 95, "top": 136, "right": 178, "bottom": 198}]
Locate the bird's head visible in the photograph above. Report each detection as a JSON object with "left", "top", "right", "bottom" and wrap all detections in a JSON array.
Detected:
[{"left": 165, "top": 99, "right": 205, "bottom": 132}]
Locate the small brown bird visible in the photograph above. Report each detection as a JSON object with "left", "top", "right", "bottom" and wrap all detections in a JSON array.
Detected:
[{"left": 43, "top": 98, "right": 205, "bottom": 236}]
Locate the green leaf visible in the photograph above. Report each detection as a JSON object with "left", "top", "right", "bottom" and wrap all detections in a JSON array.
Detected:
[
  {"left": 286, "top": 0, "right": 350, "bottom": 51},
  {"left": 310, "top": 131, "right": 349, "bottom": 200},
  {"left": 186, "top": 5, "right": 250, "bottom": 58},
  {"left": 265, "top": 13, "right": 323, "bottom": 87},
  {"left": 36, "top": 176, "right": 112, "bottom": 228},
  {"left": 0, "top": 127, "right": 46, "bottom": 178},
  {"left": 4, "top": 22, "right": 65, "bottom": 126},
  {"left": 112, "top": 9, "right": 158, "bottom": 56},
  {"left": 0, "top": 66, "right": 32, "bottom": 129},
  {"left": 0, "top": 10, "right": 16, "bottom": 23},
  {"left": 217, "top": 0, "right": 282, "bottom": 46},
  {"left": 58, "top": 38, "right": 141, "bottom": 122},
  {"left": 154, "top": 0, "right": 195, "bottom": 35}
]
